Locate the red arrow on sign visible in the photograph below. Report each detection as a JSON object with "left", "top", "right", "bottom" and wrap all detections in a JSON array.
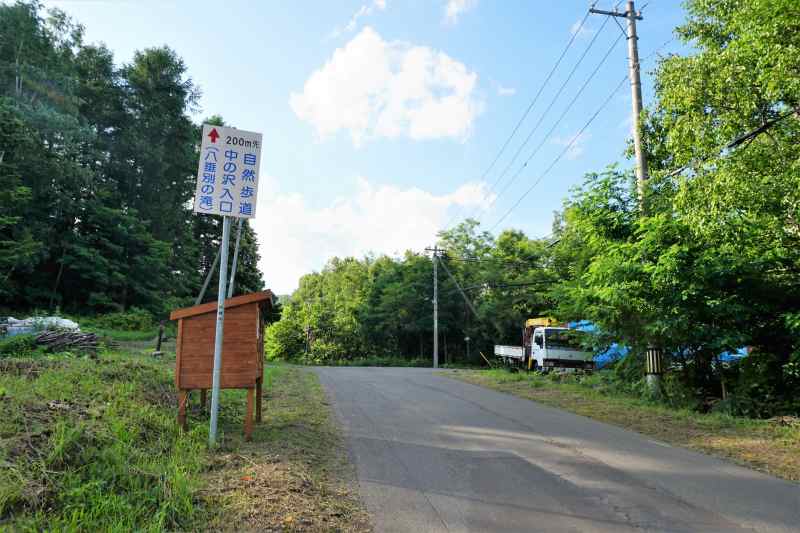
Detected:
[{"left": 208, "top": 128, "right": 220, "bottom": 143}]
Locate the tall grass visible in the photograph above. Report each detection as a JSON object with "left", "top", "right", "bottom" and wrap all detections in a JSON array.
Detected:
[{"left": 0, "top": 353, "right": 209, "bottom": 531}]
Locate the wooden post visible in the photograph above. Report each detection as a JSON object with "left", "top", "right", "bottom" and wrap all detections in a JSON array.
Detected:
[
  {"left": 152, "top": 321, "right": 165, "bottom": 357},
  {"left": 255, "top": 378, "right": 263, "bottom": 423},
  {"left": 245, "top": 388, "right": 254, "bottom": 441},
  {"left": 177, "top": 390, "right": 188, "bottom": 430}
]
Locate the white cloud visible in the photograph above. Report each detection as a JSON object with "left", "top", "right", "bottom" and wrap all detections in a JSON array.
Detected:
[
  {"left": 291, "top": 27, "right": 482, "bottom": 146},
  {"left": 330, "top": 0, "right": 387, "bottom": 39},
  {"left": 250, "top": 175, "right": 492, "bottom": 294},
  {"left": 570, "top": 18, "right": 594, "bottom": 39},
  {"left": 444, "top": 0, "right": 478, "bottom": 25},
  {"left": 552, "top": 131, "right": 591, "bottom": 160},
  {"left": 497, "top": 85, "right": 516, "bottom": 96}
]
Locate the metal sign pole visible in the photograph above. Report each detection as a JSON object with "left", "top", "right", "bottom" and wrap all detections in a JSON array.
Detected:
[
  {"left": 196, "top": 247, "right": 221, "bottom": 306},
  {"left": 209, "top": 215, "right": 232, "bottom": 447},
  {"left": 227, "top": 218, "right": 244, "bottom": 298}
]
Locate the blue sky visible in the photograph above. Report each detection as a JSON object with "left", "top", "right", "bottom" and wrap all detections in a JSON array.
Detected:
[{"left": 44, "top": 0, "right": 686, "bottom": 294}]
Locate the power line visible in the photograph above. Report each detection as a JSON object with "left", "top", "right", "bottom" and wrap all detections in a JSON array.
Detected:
[
  {"left": 641, "top": 37, "right": 674, "bottom": 62},
  {"left": 490, "top": 74, "right": 630, "bottom": 232},
  {"left": 423, "top": 247, "right": 551, "bottom": 265},
  {"left": 468, "top": 15, "right": 617, "bottom": 228},
  {"left": 440, "top": 282, "right": 552, "bottom": 301},
  {"left": 460, "top": 281, "right": 555, "bottom": 291},
  {"left": 664, "top": 106, "right": 799, "bottom": 179},
  {"left": 440, "top": 9, "right": 674, "bottom": 240},
  {"left": 440, "top": 6, "right": 597, "bottom": 233},
  {"left": 485, "top": 34, "right": 675, "bottom": 235},
  {"left": 479, "top": 30, "right": 626, "bottom": 225},
  {"left": 437, "top": 257, "right": 481, "bottom": 319},
  {"left": 444, "top": 256, "right": 537, "bottom": 264},
  {"left": 452, "top": 13, "right": 614, "bottom": 230}
]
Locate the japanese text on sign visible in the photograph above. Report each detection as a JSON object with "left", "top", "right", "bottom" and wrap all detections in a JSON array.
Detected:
[{"left": 193, "top": 124, "right": 263, "bottom": 218}]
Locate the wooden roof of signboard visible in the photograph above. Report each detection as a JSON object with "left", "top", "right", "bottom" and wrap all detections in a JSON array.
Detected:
[{"left": 169, "top": 290, "right": 274, "bottom": 321}]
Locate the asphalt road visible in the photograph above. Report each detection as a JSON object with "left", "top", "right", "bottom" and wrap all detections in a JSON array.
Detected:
[{"left": 315, "top": 367, "right": 800, "bottom": 533}]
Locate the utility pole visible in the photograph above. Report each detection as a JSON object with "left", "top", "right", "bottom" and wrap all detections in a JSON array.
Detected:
[
  {"left": 591, "top": 2, "right": 662, "bottom": 394},
  {"left": 590, "top": 1, "right": 648, "bottom": 203},
  {"left": 425, "top": 246, "right": 441, "bottom": 368},
  {"left": 433, "top": 248, "right": 438, "bottom": 369}
]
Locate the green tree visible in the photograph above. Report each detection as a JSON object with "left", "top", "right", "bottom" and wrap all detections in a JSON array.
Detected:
[{"left": 0, "top": 2, "right": 264, "bottom": 315}]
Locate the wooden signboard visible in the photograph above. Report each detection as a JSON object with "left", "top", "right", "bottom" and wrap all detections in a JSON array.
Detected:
[{"left": 170, "top": 290, "right": 273, "bottom": 440}]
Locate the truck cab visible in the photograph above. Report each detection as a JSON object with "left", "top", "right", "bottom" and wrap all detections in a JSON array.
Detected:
[
  {"left": 530, "top": 326, "right": 594, "bottom": 371},
  {"left": 495, "top": 317, "right": 595, "bottom": 371}
]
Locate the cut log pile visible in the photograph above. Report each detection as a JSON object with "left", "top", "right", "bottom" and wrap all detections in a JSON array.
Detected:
[{"left": 35, "top": 331, "right": 98, "bottom": 353}]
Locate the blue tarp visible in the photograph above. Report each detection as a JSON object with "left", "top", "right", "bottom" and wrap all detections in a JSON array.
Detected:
[
  {"left": 568, "top": 321, "right": 627, "bottom": 368},
  {"left": 567, "top": 320, "right": 748, "bottom": 368}
]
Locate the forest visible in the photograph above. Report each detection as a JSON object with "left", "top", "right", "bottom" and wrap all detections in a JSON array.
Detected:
[
  {"left": 0, "top": 1, "right": 263, "bottom": 316},
  {"left": 266, "top": 0, "right": 800, "bottom": 417}
]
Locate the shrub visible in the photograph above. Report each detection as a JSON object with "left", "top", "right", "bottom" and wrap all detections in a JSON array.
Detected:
[
  {"left": 0, "top": 334, "right": 37, "bottom": 357},
  {"left": 723, "top": 352, "right": 798, "bottom": 417},
  {"left": 265, "top": 318, "right": 304, "bottom": 361},
  {"left": 93, "top": 308, "right": 154, "bottom": 332},
  {"left": 660, "top": 372, "right": 700, "bottom": 410},
  {"left": 308, "top": 340, "right": 347, "bottom": 364}
]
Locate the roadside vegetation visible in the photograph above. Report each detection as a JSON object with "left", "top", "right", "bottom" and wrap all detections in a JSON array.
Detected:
[
  {"left": 0, "top": 342, "right": 207, "bottom": 531},
  {"left": 76, "top": 308, "right": 164, "bottom": 342},
  {"left": 0, "top": 311, "right": 369, "bottom": 531},
  {"left": 201, "top": 365, "right": 370, "bottom": 531},
  {"left": 451, "top": 368, "right": 800, "bottom": 481}
]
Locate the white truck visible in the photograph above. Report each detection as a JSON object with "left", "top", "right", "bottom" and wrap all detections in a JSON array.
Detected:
[{"left": 494, "top": 318, "right": 594, "bottom": 371}]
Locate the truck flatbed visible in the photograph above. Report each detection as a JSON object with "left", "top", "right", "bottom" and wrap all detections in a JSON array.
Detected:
[{"left": 494, "top": 345, "right": 524, "bottom": 359}]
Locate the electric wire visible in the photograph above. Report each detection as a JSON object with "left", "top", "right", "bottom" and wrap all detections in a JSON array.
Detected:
[
  {"left": 641, "top": 37, "right": 674, "bottom": 62},
  {"left": 664, "top": 107, "right": 799, "bottom": 179},
  {"left": 610, "top": 11, "right": 628, "bottom": 38},
  {"left": 478, "top": 30, "right": 626, "bottom": 225},
  {"left": 440, "top": 8, "right": 675, "bottom": 243},
  {"left": 487, "top": 35, "right": 676, "bottom": 237},
  {"left": 454, "top": 13, "right": 614, "bottom": 228},
  {"left": 439, "top": 6, "right": 597, "bottom": 232},
  {"left": 436, "top": 257, "right": 484, "bottom": 321},
  {"left": 489, "top": 74, "right": 629, "bottom": 232}
]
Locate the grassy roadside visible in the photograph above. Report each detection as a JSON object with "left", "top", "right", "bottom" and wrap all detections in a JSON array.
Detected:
[
  {"left": 201, "top": 365, "right": 371, "bottom": 531},
  {"left": 449, "top": 369, "right": 800, "bottom": 482},
  {"left": 0, "top": 340, "right": 369, "bottom": 531},
  {"left": 0, "top": 346, "right": 205, "bottom": 531}
]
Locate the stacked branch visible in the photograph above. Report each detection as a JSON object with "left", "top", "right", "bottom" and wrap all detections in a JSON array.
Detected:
[{"left": 35, "top": 331, "right": 98, "bottom": 353}]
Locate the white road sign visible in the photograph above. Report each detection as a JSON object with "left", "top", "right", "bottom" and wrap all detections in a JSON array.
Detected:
[{"left": 193, "top": 124, "right": 262, "bottom": 218}]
